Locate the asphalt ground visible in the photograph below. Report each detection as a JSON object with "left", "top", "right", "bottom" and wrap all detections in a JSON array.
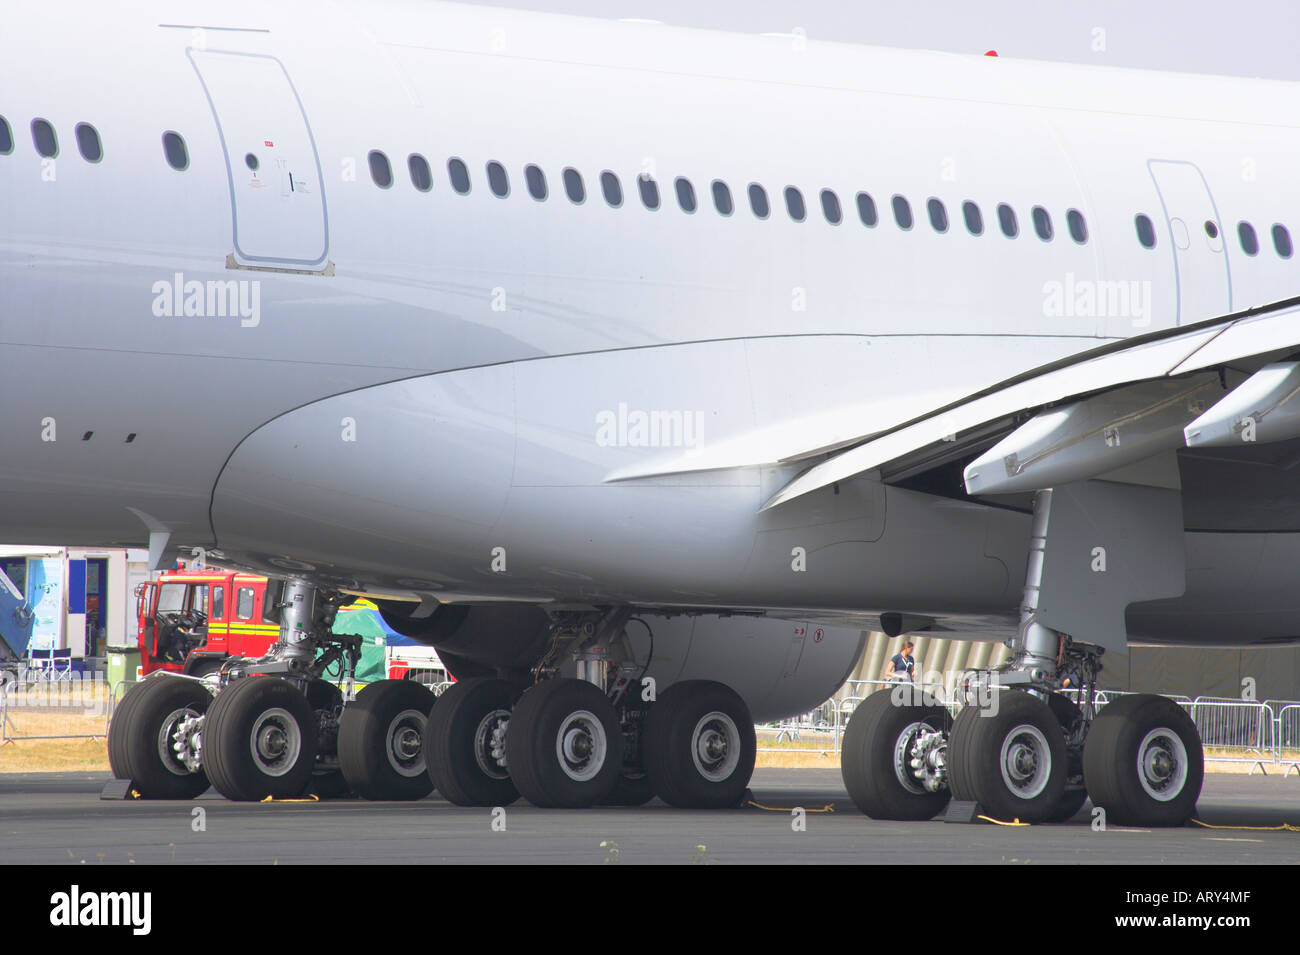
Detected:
[{"left": 1, "top": 768, "right": 1297, "bottom": 865}]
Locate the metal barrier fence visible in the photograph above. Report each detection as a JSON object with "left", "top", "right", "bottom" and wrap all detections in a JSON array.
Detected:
[
  {"left": 758, "top": 687, "right": 1300, "bottom": 774},
  {"left": 0, "top": 675, "right": 115, "bottom": 743}
]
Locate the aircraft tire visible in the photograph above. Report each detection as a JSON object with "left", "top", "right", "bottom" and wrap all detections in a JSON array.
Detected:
[
  {"left": 506, "top": 678, "right": 623, "bottom": 808},
  {"left": 108, "top": 677, "right": 151, "bottom": 780},
  {"left": 948, "top": 689, "right": 1067, "bottom": 823},
  {"left": 643, "top": 680, "right": 755, "bottom": 809},
  {"left": 424, "top": 678, "right": 520, "bottom": 806},
  {"left": 118, "top": 675, "right": 212, "bottom": 799},
  {"left": 338, "top": 679, "right": 436, "bottom": 800},
  {"left": 204, "top": 676, "right": 318, "bottom": 801},
  {"left": 1083, "top": 694, "right": 1203, "bottom": 827},
  {"left": 841, "top": 686, "right": 950, "bottom": 820}
]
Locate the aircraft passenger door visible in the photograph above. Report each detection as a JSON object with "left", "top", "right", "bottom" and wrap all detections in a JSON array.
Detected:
[
  {"left": 188, "top": 49, "right": 329, "bottom": 270},
  {"left": 1147, "top": 160, "right": 1231, "bottom": 325}
]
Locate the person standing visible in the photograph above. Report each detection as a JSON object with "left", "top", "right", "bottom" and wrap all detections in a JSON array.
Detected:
[{"left": 884, "top": 640, "right": 917, "bottom": 683}]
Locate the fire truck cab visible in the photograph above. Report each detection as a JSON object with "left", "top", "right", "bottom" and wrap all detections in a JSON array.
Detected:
[{"left": 135, "top": 568, "right": 280, "bottom": 677}]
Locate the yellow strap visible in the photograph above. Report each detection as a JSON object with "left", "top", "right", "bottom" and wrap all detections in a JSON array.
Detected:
[
  {"left": 745, "top": 800, "right": 835, "bottom": 813},
  {"left": 1190, "top": 818, "right": 1300, "bottom": 832},
  {"left": 259, "top": 794, "right": 321, "bottom": 803},
  {"left": 977, "top": 815, "right": 1030, "bottom": 826}
]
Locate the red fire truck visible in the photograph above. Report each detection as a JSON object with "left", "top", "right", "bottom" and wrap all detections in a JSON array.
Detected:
[{"left": 135, "top": 568, "right": 281, "bottom": 677}]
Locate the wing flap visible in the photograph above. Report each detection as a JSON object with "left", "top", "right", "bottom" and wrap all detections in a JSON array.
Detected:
[{"left": 762, "top": 296, "right": 1300, "bottom": 510}]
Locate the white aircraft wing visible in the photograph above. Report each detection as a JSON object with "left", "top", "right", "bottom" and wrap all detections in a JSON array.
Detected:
[{"left": 761, "top": 295, "right": 1300, "bottom": 510}]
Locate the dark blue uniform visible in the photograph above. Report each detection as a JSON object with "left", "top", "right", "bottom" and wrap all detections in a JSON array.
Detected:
[{"left": 890, "top": 652, "right": 915, "bottom": 682}]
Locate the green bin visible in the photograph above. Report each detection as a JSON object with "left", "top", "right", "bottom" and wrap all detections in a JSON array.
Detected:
[{"left": 106, "top": 644, "right": 141, "bottom": 690}]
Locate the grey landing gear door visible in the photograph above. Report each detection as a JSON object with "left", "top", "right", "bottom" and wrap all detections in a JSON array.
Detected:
[
  {"left": 189, "top": 49, "right": 329, "bottom": 271},
  {"left": 1148, "top": 160, "right": 1231, "bottom": 325}
]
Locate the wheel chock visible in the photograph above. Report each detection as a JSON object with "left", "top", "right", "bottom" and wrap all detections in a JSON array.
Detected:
[
  {"left": 100, "top": 779, "right": 137, "bottom": 800},
  {"left": 943, "top": 799, "right": 984, "bottom": 823}
]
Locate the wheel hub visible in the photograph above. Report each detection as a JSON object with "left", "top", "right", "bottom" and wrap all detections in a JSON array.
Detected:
[
  {"left": 474, "top": 710, "right": 512, "bottom": 779},
  {"left": 894, "top": 722, "right": 947, "bottom": 794},
  {"left": 554, "top": 710, "right": 606, "bottom": 782},
  {"left": 159, "top": 707, "right": 204, "bottom": 776},
  {"left": 385, "top": 708, "right": 428, "bottom": 778},
  {"left": 249, "top": 707, "right": 302, "bottom": 777},
  {"left": 691, "top": 711, "right": 741, "bottom": 782},
  {"left": 1137, "top": 728, "right": 1188, "bottom": 801},
  {"left": 999, "top": 723, "right": 1051, "bottom": 799}
]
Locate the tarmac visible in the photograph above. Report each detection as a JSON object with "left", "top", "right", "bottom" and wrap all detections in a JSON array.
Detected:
[{"left": 2, "top": 769, "right": 1298, "bottom": 864}]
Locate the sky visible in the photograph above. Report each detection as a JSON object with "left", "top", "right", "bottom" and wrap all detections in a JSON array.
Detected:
[{"left": 466, "top": 0, "right": 1300, "bottom": 82}]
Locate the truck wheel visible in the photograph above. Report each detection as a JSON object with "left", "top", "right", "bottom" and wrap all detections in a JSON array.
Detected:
[
  {"left": 643, "top": 680, "right": 756, "bottom": 809},
  {"left": 119, "top": 676, "right": 212, "bottom": 799},
  {"left": 423, "top": 678, "right": 519, "bottom": 806},
  {"left": 204, "top": 676, "right": 318, "bottom": 801},
  {"left": 339, "top": 680, "right": 436, "bottom": 800}
]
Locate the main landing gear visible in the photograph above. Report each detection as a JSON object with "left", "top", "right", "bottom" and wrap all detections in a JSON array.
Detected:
[
  {"left": 843, "top": 488, "right": 1204, "bottom": 827},
  {"left": 424, "top": 611, "right": 757, "bottom": 809},
  {"left": 108, "top": 588, "right": 759, "bottom": 811}
]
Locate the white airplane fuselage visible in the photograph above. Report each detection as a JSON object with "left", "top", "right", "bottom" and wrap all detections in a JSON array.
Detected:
[{"left": 3, "top": 1, "right": 1300, "bottom": 648}]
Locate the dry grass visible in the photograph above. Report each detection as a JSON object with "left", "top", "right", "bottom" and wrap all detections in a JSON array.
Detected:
[{"left": 1, "top": 678, "right": 114, "bottom": 773}]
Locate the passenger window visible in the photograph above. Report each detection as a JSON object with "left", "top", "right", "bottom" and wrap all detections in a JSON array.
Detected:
[
  {"left": 563, "top": 167, "right": 585, "bottom": 203},
  {"left": 526, "top": 164, "right": 547, "bottom": 200},
  {"left": 0, "top": 116, "right": 11, "bottom": 155},
  {"left": 638, "top": 174, "right": 660, "bottom": 210},
  {"left": 368, "top": 150, "right": 392, "bottom": 188},
  {"left": 408, "top": 154, "right": 432, "bottom": 192},
  {"left": 927, "top": 198, "right": 948, "bottom": 233},
  {"left": 892, "top": 195, "right": 913, "bottom": 230},
  {"left": 75, "top": 123, "right": 102, "bottom": 162},
  {"left": 600, "top": 170, "right": 621, "bottom": 206},
  {"left": 162, "top": 131, "right": 188, "bottom": 170},
  {"left": 1135, "top": 214, "right": 1156, "bottom": 249},
  {"left": 856, "top": 192, "right": 877, "bottom": 227},
  {"left": 1273, "top": 224, "right": 1293, "bottom": 258},
  {"left": 236, "top": 587, "right": 255, "bottom": 620},
  {"left": 675, "top": 177, "right": 696, "bottom": 213},
  {"left": 1066, "top": 209, "right": 1088, "bottom": 244},
  {"left": 1238, "top": 221, "right": 1258, "bottom": 256},
  {"left": 1032, "top": 206, "right": 1053, "bottom": 241},
  {"left": 962, "top": 200, "right": 983, "bottom": 235},
  {"left": 748, "top": 183, "right": 769, "bottom": 219},
  {"left": 712, "top": 180, "right": 733, "bottom": 215},
  {"left": 785, "top": 187, "right": 806, "bottom": 222},
  {"left": 821, "top": 189, "right": 842, "bottom": 225},
  {"left": 211, "top": 587, "right": 224, "bottom": 620},
  {"left": 487, "top": 160, "right": 509, "bottom": 197},
  {"left": 31, "top": 118, "right": 58, "bottom": 158},
  {"left": 448, "top": 157, "right": 471, "bottom": 194},
  {"left": 998, "top": 203, "right": 1019, "bottom": 238}
]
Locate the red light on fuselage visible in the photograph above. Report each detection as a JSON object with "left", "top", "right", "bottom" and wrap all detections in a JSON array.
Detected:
[{"left": 984, "top": 50, "right": 998, "bottom": 57}]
